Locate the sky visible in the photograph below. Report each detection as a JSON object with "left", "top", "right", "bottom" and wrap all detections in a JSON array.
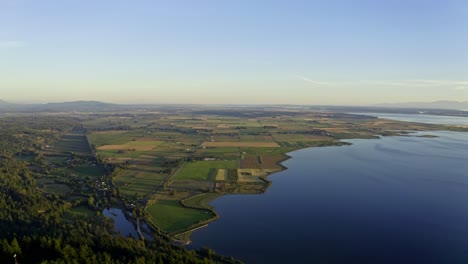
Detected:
[{"left": 1, "top": 0, "right": 467, "bottom": 105}]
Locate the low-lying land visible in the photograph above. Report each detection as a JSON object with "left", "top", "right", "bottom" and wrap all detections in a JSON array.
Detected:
[
  {"left": 3, "top": 105, "right": 468, "bottom": 263},
  {"left": 11, "top": 107, "right": 466, "bottom": 245},
  {"left": 77, "top": 108, "right": 468, "bottom": 243}
]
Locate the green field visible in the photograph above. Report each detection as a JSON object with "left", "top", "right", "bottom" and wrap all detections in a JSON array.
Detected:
[
  {"left": 173, "top": 160, "right": 238, "bottom": 181},
  {"left": 37, "top": 178, "right": 72, "bottom": 194},
  {"left": 239, "top": 147, "right": 295, "bottom": 155},
  {"left": 62, "top": 205, "right": 97, "bottom": 224},
  {"left": 46, "top": 155, "right": 68, "bottom": 164},
  {"left": 146, "top": 200, "right": 213, "bottom": 234},
  {"left": 182, "top": 193, "right": 222, "bottom": 210},
  {"left": 72, "top": 166, "right": 105, "bottom": 178},
  {"left": 113, "top": 165, "right": 167, "bottom": 198},
  {"left": 87, "top": 130, "right": 144, "bottom": 146},
  {"left": 97, "top": 150, "right": 148, "bottom": 160},
  {"left": 49, "top": 165, "right": 105, "bottom": 180},
  {"left": 54, "top": 131, "right": 91, "bottom": 155},
  {"left": 68, "top": 205, "right": 96, "bottom": 218},
  {"left": 199, "top": 147, "right": 240, "bottom": 153}
]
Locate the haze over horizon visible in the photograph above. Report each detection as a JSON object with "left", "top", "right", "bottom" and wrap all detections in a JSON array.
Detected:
[{"left": 1, "top": 0, "right": 467, "bottom": 105}]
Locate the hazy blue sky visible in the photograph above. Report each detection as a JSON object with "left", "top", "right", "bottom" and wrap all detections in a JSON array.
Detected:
[{"left": 1, "top": 0, "right": 467, "bottom": 104}]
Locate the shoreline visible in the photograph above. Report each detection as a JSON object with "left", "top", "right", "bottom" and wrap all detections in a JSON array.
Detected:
[
  {"left": 142, "top": 126, "right": 468, "bottom": 243},
  {"left": 167, "top": 142, "right": 349, "bottom": 244},
  {"left": 175, "top": 129, "right": 466, "bottom": 243}
]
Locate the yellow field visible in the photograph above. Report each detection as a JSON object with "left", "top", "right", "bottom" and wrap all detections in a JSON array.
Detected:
[
  {"left": 202, "top": 141, "right": 280, "bottom": 147},
  {"left": 238, "top": 174, "right": 263, "bottom": 183},
  {"left": 215, "top": 169, "right": 227, "bottom": 181}
]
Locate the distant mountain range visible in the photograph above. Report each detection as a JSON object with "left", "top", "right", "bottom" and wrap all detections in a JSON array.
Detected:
[
  {"left": 374, "top": 101, "right": 468, "bottom": 110},
  {"left": 0, "top": 100, "right": 120, "bottom": 112},
  {"left": 0, "top": 99, "right": 16, "bottom": 106},
  {"left": 0, "top": 100, "right": 467, "bottom": 117},
  {"left": 36, "top": 100, "right": 119, "bottom": 111}
]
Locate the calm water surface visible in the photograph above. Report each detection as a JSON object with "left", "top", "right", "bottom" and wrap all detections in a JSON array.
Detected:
[
  {"left": 352, "top": 112, "right": 468, "bottom": 125},
  {"left": 102, "top": 208, "right": 138, "bottom": 238},
  {"left": 189, "top": 131, "right": 468, "bottom": 263}
]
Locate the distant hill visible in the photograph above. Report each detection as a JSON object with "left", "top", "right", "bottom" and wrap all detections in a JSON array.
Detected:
[
  {"left": 0, "top": 99, "right": 15, "bottom": 106},
  {"left": 0, "top": 99, "right": 19, "bottom": 110},
  {"left": 31, "top": 101, "right": 120, "bottom": 111},
  {"left": 375, "top": 101, "right": 468, "bottom": 110},
  {"left": 0, "top": 100, "right": 121, "bottom": 112}
]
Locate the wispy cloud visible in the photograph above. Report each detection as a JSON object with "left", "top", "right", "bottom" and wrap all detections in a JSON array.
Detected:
[
  {"left": 294, "top": 75, "right": 333, "bottom": 86},
  {"left": 357, "top": 80, "right": 419, "bottom": 87},
  {"left": 408, "top": 79, "right": 468, "bottom": 86},
  {"left": 294, "top": 76, "right": 468, "bottom": 91},
  {"left": 407, "top": 80, "right": 468, "bottom": 91},
  {"left": 454, "top": 86, "right": 468, "bottom": 90},
  {"left": 0, "top": 41, "right": 27, "bottom": 48}
]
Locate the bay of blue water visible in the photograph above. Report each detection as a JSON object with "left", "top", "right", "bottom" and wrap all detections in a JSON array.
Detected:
[
  {"left": 352, "top": 112, "right": 468, "bottom": 126},
  {"left": 189, "top": 131, "right": 468, "bottom": 263}
]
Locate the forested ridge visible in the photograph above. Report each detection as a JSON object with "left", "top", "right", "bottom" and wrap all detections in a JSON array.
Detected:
[{"left": 0, "top": 115, "right": 240, "bottom": 264}]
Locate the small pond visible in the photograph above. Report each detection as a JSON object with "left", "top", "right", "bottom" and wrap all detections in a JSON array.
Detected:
[{"left": 102, "top": 208, "right": 139, "bottom": 238}]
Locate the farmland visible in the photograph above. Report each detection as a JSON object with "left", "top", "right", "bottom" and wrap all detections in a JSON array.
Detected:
[
  {"left": 201, "top": 141, "right": 280, "bottom": 147},
  {"left": 35, "top": 127, "right": 106, "bottom": 205},
  {"left": 4, "top": 106, "right": 464, "bottom": 247},
  {"left": 72, "top": 107, "right": 466, "bottom": 243},
  {"left": 174, "top": 161, "right": 238, "bottom": 181},
  {"left": 113, "top": 164, "right": 167, "bottom": 198},
  {"left": 51, "top": 128, "right": 92, "bottom": 155},
  {"left": 147, "top": 200, "right": 215, "bottom": 234}
]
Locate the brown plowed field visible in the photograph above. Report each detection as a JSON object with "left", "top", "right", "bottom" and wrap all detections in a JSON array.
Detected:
[
  {"left": 240, "top": 156, "right": 262, "bottom": 169},
  {"left": 260, "top": 155, "right": 288, "bottom": 169}
]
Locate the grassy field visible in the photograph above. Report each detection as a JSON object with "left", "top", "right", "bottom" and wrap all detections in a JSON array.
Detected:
[
  {"left": 271, "top": 133, "right": 332, "bottom": 143},
  {"left": 88, "top": 130, "right": 144, "bottom": 146},
  {"left": 46, "top": 156, "right": 68, "bottom": 164},
  {"left": 62, "top": 205, "right": 97, "bottom": 223},
  {"left": 37, "top": 178, "right": 72, "bottom": 194},
  {"left": 199, "top": 147, "right": 240, "bottom": 153},
  {"left": 239, "top": 147, "right": 295, "bottom": 155},
  {"left": 53, "top": 130, "right": 91, "bottom": 155},
  {"left": 146, "top": 200, "right": 214, "bottom": 234},
  {"left": 69, "top": 205, "right": 96, "bottom": 218},
  {"left": 72, "top": 165, "right": 105, "bottom": 178},
  {"left": 239, "top": 134, "right": 275, "bottom": 142},
  {"left": 182, "top": 193, "right": 222, "bottom": 210},
  {"left": 202, "top": 141, "right": 279, "bottom": 147},
  {"left": 97, "top": 150, "right": 148, "bottom": 160},
  {"left": 48, "top": 165, "right": 105, "bottom": 180},
  {"left": 98, "top": 140, "right": 163, "bottom": 151},
  {"left": 174, "top": 160, "right": 238, "bottom": 181},
  {"left": 197, "top": 147, "right": 240, "bottom": 160},
  {"left": 46, "top": 183, "right": 72, "bottom": 194},
  {"left": 114, "top": 165, "right": 167, "bottom": 198}
]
